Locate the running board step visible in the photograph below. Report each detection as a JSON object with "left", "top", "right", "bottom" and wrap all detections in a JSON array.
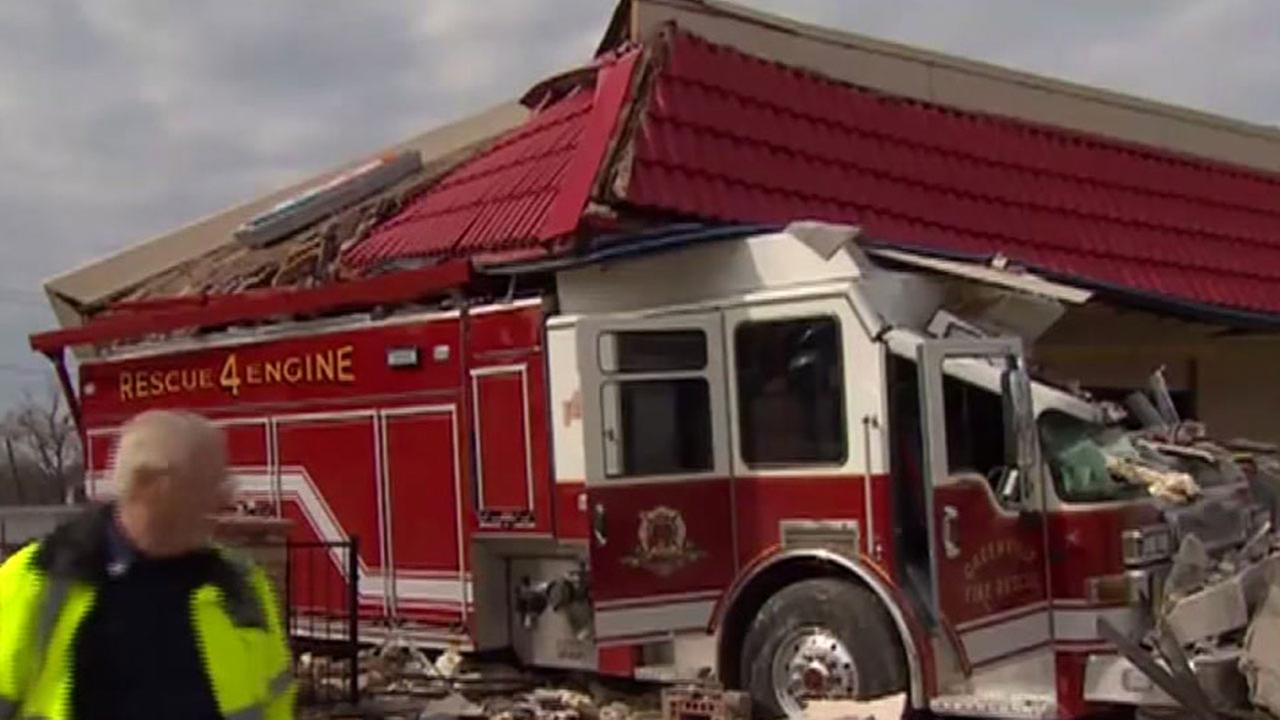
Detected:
[{"left": 930, "top": 694, "right": 1057, "bottom": 719}]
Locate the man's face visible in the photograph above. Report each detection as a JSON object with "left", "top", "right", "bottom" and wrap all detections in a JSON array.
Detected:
[{"left": 153, "top": 437, "right": 233, "bottom": 553}]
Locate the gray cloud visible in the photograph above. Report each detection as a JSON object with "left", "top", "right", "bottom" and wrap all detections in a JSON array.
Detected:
[{"left": 0, "top": 1, "right": 1276, "bottom": 406}]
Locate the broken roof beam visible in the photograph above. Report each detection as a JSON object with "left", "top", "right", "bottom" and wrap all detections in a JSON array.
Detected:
[
  {"left": 868, "top": 247, "right": 1094, "bottom": 305},
  {"left": 29, "top": 260, "right": 472, "bottom": 355}
]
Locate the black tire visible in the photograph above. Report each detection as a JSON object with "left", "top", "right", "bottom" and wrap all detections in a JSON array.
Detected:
[{"left": 740, "top": 577, "right": 907, "bottom": 719}]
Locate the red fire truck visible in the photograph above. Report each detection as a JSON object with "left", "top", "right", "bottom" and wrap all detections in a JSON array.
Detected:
[{"left": 38, "top": 223, "right": 1275, "bottom": 718}]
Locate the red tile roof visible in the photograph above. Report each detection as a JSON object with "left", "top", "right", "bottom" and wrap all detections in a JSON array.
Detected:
[
  {"left": 349, "top": 27, "right": 1280, "bottom": 319},
  {"left": 614, "top": 30, "right": 1280, "bottom": 316},
  {"left": 346, "top": 48, "right": 640, "bottom": 268}
]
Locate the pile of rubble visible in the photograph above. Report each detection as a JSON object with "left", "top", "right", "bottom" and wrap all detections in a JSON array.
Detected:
[
  {"left": 296, "top": 640, "right": 668, "bottom": 720},
  {"left": 297, "top": 643, "right": 525, "bottom": 703},
  {"left": 479, "top": 687, "right": 661, "bottom": 720},
  {"left": 1098, "top": 524, "right": 1280, "bottom": 719}
]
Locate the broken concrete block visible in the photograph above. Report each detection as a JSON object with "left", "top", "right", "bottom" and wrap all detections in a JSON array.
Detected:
[
  {"left": 1165, "top": 534, "right": 1212, "bottom": 604},
  {"left": 1165, "top": 563, "right": 1249, "bottom": 645},
  {"left": 1242, "top": 584, "right": 1280, "bottom": 717}
]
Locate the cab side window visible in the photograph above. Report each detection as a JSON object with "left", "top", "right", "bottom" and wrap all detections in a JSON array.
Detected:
[
  {"left": 942, "top": 374, "right": 1012, "bottom": 502},
  {"left": 600, "top": 330, "right": 713, "bottom": 477},
  {"left": 735, "top": 317, "right": 846, "bottom": 467}
]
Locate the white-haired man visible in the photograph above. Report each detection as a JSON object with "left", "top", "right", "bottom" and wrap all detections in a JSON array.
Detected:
[{"left": 0, "top": 410, "right": 295, "bottom": 720}]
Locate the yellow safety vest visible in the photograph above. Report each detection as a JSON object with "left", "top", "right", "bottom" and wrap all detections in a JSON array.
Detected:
[{"left": 0, "top": 542, "right": 295, "bottom": 720}]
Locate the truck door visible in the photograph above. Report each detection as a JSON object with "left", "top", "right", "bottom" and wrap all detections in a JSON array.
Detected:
[
  {"left": 917, "top": 339, "right": 1051, "bottom": 670},
  {"left": 577, "top": 312, "right": 735, "bottom": 644}
]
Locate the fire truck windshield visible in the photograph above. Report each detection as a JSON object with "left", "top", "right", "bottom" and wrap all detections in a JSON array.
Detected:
[
  {"left": 1038, "top": 410, "right": 1242, "bottom": 503},
  {"left": 1038, "top": 411, "right": 1146, "bottom": 502}
]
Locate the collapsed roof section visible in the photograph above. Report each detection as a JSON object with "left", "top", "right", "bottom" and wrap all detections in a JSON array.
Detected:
[
  {"left": 345, "top": 47, "right": 642, "bottom": 268},
  {"left": 341, "top": 25, "right": 1280, "bottom": 320}
]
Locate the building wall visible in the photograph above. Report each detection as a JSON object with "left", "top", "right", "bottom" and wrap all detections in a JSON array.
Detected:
[
  {"left": 1031, "top": 305, "right": 1280, "bottom": 444},
  {"left": 1194, "top": 340, "right": 1280, "bottom": 444}
]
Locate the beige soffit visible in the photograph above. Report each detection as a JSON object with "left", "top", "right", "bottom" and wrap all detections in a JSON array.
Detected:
[
  {"left": 622, "top": 0, "right": 1280, "bottom": 173},
  {"left": 42, "top": 101, "right": 530, "bottom": 330},
  {"left": 869, "top": 247, "right": 1094, "bottom": 305}
]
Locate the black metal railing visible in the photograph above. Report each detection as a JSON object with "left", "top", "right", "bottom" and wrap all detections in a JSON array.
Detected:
[{"left": 281, "top": 537, "right": 361, "bottom": 708}]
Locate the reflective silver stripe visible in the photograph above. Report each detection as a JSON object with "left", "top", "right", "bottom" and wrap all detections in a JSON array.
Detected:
[
  {"left": 0, "top": 695, "right": 17, "bottom": 720},
  {"left": 36, "top": 578, "right": 71, "bottom": 653},
  {"left": 25, "top": 576, "right": 72, "bottom": 716},
  {"left": 224, "top": 705, "right": 263, "bottom": 720},
  {"left": 267, "top": 670, "right": 293, "bottom": 698}
]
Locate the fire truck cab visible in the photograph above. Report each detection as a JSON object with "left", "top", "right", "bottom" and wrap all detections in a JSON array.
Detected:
[
  {"left": 539, "top": 222, "right": 1074, "bottom": 717},
  {"left": 69, "top": 222, "right": 1273, "bottom": 719}
]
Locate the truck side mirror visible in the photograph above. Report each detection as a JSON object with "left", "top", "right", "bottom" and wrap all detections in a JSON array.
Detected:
[{"left": 1000, "top": 361, "right": 1037, "bottom": 507}]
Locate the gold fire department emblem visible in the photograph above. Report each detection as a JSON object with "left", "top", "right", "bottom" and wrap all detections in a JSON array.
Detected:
[{"left": 622, "top": 506, "right": 705, "bottom": 577}]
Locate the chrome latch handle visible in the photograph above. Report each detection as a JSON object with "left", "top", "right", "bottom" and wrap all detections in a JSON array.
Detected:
[
  {"left": 592, "top": 503, "right": 608, "bottom": 547},
  {"left": 943, "top": 505, "right": 960, "bottom": 559}
]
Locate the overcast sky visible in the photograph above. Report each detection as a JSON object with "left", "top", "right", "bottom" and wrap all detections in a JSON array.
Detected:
[{"left": 0, "top": 0, "right": 1277, "bottom": 408}]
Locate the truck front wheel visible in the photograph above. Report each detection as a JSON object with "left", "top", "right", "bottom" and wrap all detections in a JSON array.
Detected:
[{"left": 740, "top": 577, "right": 907, "bottom": 718}]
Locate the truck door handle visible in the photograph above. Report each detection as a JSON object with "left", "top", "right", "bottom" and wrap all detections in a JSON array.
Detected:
[
  {"left": 592, "top": 503, "right": 608, "bottom": 547},
  {"left": 943, "top": 506, "right": 960, "bottom": 559}
]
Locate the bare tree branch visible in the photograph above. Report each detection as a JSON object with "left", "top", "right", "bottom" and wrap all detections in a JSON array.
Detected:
[{"left": 3, "top": 382, "right": 83, "bottom": 504}]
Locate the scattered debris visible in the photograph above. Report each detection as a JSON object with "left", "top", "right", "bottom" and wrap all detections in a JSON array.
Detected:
[
  {"left": 1105, "top": 454, "right": 1200, "bottom": 502},
  {"left": 295, "top": 640, "right": 674, "bottom": 720},
  {"left": 598, "top": 701, "right": 634, "bottom": 720},
  {"left": 434, "top": 644, "right": 464, "bottom": 679},
  {"left": 1099, "top": 511, "right": 1280, "bottom": 718},
  {"left": 488, "top": 687, "right": 603, "bottom": 720},
  {"left": 416, "top": 692, "right": 485, "bottom": 720}
]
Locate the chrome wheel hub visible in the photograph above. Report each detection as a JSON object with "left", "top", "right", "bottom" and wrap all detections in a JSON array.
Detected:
[{"left": 770, "top": 626, "right": 859, "bottom": 717}]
